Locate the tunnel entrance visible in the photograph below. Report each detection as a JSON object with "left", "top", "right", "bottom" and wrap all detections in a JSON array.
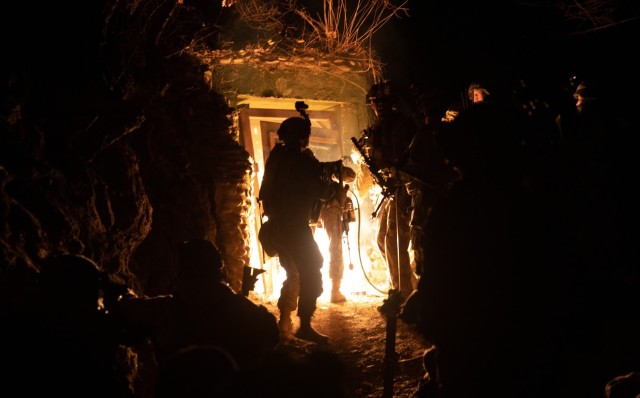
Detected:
[{"left": 236, "top": 96, "right": 393, "bottom": 303}]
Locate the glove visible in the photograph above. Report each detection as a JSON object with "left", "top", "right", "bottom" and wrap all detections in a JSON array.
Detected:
[{"left": 341, "top": 166, "right": 357, "bottom": 183}]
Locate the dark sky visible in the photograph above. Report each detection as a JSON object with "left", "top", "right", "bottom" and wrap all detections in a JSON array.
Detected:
[{"left": 372, "top": 0, "right": 639, "bottom": 110}]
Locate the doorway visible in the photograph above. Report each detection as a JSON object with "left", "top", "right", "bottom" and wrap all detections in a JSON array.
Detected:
[{"left": 236, "top": 96, "right": 389, "bottom": 301}]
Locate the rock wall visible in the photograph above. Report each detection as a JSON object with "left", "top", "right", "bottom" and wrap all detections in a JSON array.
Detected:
[
  {"left": 0, "top": 0, "right": 379, "bottom": 308},
  {"left": 0, "top": 1, "right": 252, "bottom": 309}
]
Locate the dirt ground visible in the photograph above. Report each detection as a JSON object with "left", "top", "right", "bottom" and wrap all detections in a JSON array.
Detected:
[
  {"left": 250, "top": 215, "right": 431, "bottom": 397},
  {"left": 256, "top": 292, "right": 432, "bottom": 398}
]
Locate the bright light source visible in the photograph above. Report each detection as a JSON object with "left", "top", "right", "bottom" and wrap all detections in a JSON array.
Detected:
[{"left": 252, "top": 188, "right": 391, "bottom": 305}]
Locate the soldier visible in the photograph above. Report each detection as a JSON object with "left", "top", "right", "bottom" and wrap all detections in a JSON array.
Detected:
[
  {"left": 116, "top": 239, "right": 280, "bottom": 372},
  {"left": 398, "top": 87, "right": 462, "bottom": 325},
  {"left": 359, "top": 81, "right": 419, "bottom": 303},
  {"left": 1, "top": 254, "right": 138, "bottom": 397},
  {"left": 317, "top": 165, "right": 356, "bottom": 303},
  {"left": 259, "top": 114, "right": 345, "bottom": 344}
]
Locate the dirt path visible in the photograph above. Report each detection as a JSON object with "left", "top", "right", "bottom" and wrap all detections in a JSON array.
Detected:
[{"left": 257, "top": 293, "right": 431, "bottom": 398}]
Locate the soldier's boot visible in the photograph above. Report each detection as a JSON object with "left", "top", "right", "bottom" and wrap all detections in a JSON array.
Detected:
[
  {"left": 398, "top": 289, "right": 420, "bottom": 324},
  {"left": 330, "top": 279, "right": 347, "bottom": 303},
  {"left": 295, "top": 316, "right": 329, "bottom": 345},
  {"left": 278, "top": 311, "right": 294, "bottom": 342}
]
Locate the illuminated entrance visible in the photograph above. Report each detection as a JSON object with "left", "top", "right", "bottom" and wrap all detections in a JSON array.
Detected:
[{"left": 236, "top": 96, "right": 391, "bottom": 303}]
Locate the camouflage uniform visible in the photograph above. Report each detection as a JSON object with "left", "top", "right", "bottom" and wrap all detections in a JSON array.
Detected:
[
  {"left": 259, "top": 117, "right": 340, "bottom": 343},
  {"left": 363, "top": 97, "right": 419, "bottom": 301},
  {"left": 318, "top": 198, "right": 347, "bottom": 303}
]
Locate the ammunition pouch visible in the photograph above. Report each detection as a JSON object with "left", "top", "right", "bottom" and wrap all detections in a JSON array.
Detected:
[{"left": 258, "top": 219, "right": 279, "bottom": 257}]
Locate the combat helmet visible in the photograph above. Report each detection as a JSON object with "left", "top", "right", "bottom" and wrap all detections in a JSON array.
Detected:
[
  {"left": 366, "top": 80, "right": 394, "bottom": 104},
  {"left": 573, "top": 80, "right": 598, "bottom": 101},
  {"left": 39, "top": 254, "right": 104, "bottom": 305},
  {"left": 467, "top": 82, "right": 490, "bottom": 102},
  {"left": 179, "top": 239, "right": 225, "bottom": 280},
  {"left": 277, "top": 116, "right": 311, "bottom": 143}
]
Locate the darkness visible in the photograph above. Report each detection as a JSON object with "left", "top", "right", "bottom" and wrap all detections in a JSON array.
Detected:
[
  {"left": 373, "top": 0, "right": 639, "bottom": 114},
  {"left": 2, "top": 1, "right": 639, "bottom": 397},
  {"left": 368, "top": 2, "right": 640, "bottom": 396}
]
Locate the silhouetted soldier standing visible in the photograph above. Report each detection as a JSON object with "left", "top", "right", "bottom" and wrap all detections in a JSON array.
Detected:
[
  {"left": 397, "top": 87, "right": 462, "bottom": 326},
  {"left": 360, "top": 81, "right": 418, "bottom": 303},
  {"left": 417, "top": 81, "right": 536, "bottom": 398},
  {"left": 259, "top": 113, "right": 345, "bottom": 344}
]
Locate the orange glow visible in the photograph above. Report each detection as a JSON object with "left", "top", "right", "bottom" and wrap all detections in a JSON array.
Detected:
[
  {"left": 238, "top": 97, "right": 397, "bottom": 304},
  {"left": 252, "top": 187, "right": 391, "bottom": 304}
]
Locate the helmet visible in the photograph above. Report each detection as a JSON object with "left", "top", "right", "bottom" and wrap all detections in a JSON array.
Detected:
[
  {"left": 40, "top": 254, "right": 104, "bottom": 305},
  {"left": 574, "top": 81, "right": 596, "bottom": 100},
  {"left": 277, "top": 117, "right": 311, "bottom": 143},
  {"left": 467, "top": 82, "right": 490, "bottom": 101},
  {"left": 366, "top": 81, "right": 393, "bottom": 103},
  {"left": 179, "top": 239, "right": 224, "bottom": 280}
]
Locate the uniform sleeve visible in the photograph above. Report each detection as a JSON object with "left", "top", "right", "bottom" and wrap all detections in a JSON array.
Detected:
[{"left": 299, "top": 153, "right": 336, "bottom": 203}]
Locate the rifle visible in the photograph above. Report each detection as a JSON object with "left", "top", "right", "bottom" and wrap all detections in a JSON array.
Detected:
[
  {"left": 296, "top": 101, "right": 348, "bottom": 225},
  {"left": 350, "top": 136, "right": 394, "bottom": 218},
  {"left": 241, "top": 265, "right": 266, "bottom": 296}
]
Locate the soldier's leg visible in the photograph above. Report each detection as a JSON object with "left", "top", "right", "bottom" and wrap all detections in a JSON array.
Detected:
[
  {"left": 324, "top": 204, "right": 346, "bottom": 303},
  {"left": 289, "top": 228, "right": 328, "bottom": 344},
  {"left": 276, "top": 252, "right": 299, "bottom": 341}
]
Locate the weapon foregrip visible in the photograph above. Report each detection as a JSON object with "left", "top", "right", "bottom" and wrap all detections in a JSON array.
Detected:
[{"left": 350, "top": 137, "right": 389, "bottom": 191}]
